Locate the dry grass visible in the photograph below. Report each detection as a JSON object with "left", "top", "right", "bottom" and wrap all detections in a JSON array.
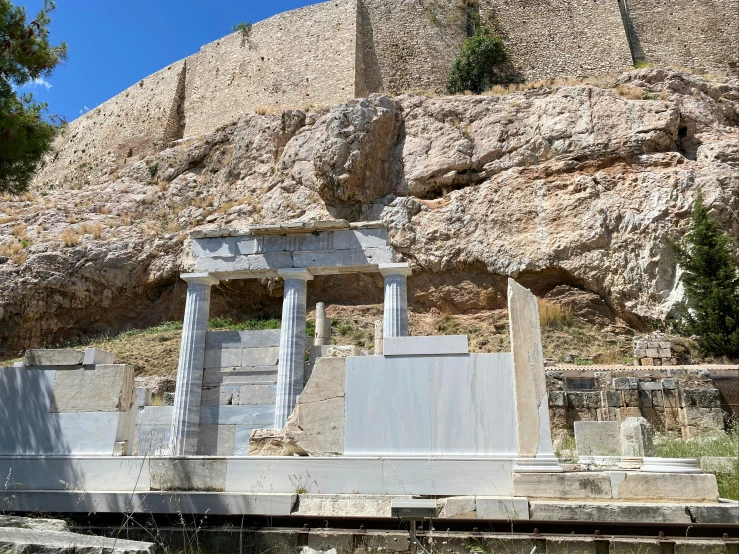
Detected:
[
  {"left": 615, "top": 84, "right": 646, "bottom": 100},
  {"left": 0, "top": 216, "right": 15, "bottom": 225},
  {"left": 158, "top": 181, "right": 169, "bottom": 192},
  {"left": 11, "top": 224, "right": 27, "bottom": 240},
  {"left": 60, "top": 228, "right": 80, "bottom": 247},
  {"left": 255, "top": 106, "right": 272, "bottom": 116},
  {"left": 538, "top": 299, "right": 573, "bottom": 330}
]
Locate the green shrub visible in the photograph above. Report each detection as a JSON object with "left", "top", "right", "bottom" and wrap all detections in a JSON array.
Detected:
[
  {"left": 232, "top": 21, "right": 253, "bottom": 36},
  {"left": 447, "top": 17, "right": 507, "bottom": 94}
]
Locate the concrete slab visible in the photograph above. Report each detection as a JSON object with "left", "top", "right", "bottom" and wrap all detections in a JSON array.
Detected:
[
  {"left": 382, "top": 335, "right": 469, "bottom": 356},
  {"left": 23, "top": 349, "right": 83, "bottom": 367}
]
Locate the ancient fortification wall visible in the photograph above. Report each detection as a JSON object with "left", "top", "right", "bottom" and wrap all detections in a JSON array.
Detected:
[
  {"left": 480, "top": 0, "right": 634, "bottom": 81},
  {"left": 34, "top": 61, "right": 186, "bottom": 189},
  {"left": 183, "top": 0, "right": 357, "bottom": 137},
  {"left": 32, "top": 0, "right": 739, "bottom": 189},
  {"left": 620, "top": 0, "right": 739, "bottom": 74},
  {"left": 357, "top": 0, "right": 468, "bottom": 95}
]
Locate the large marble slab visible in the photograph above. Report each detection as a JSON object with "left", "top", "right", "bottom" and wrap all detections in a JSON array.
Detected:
[{"left": 345, "top": 353, "right": 518, "bottom": 457}]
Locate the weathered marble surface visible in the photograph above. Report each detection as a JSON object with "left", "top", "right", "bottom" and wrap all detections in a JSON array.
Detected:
[
  {"left": 382, "top": 335, "right": 469, "bottom": 356},
  {"left": 345, "top": 353, "right": 518, "bottom": 456}
]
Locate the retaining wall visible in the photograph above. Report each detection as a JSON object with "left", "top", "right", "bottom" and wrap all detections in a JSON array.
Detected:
[
  {"left": 183, "top": 0, "right": 357, "bottom": 137},
  {"left": 620, "top": 0, "right": 739, "bottom": 74},
  {"left": 480, "top": 0, "right": 634, "bottom": 81}
]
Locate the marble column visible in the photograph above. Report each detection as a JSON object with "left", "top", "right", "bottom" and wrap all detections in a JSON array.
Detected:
[
  {"left": 169, "top": 273, "right": 219, "bottom": 456},
  {"left": 379, "top": 263, "right": 412, "bottom": 338},
  {"left": 314, "top": 302, "right": 331, "bottom": 346},
  {"left": 274, "top": 268, "right": 313, "bottom": 429}
]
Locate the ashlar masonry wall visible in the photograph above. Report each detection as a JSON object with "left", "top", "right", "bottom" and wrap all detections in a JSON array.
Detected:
[
  {"left": 34, "top": 61, "right": 186, "bottom": 190},
  {"left": 480, "top": 0, "right": 634, "bottom": 81},
  {"left": 357, "top": 0, "right": 469, "bottom": 95},
  {"left": 620, "top": 0, "right": 739, "bottom": 75},
  {"left": 183, "top": 0, "right": 358, "bottom": 137}
]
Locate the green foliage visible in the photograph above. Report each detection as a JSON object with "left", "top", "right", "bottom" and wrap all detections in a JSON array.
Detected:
[
  {"left": 147, "top": 162, "right": 159, "bottom": 179},
  {"left": 634, "top": 60, "right": 654, "bottom": 69},
  {"left": 447, "top": 15, "right": 507, "bottom": 95},
  {"left": 671, "top": 191, "right": 739, "bottom": 357},
  {"left": 209, "top": 317, "right": 281, "bottom": 331},
  {"left": 232, "top": 21, "right": 253, "bottom": 36},
  {"left": 0, "top": 0, "right": 67, "bottom": 194}
]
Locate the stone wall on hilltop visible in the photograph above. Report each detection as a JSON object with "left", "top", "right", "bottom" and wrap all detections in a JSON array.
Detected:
[
  {"left": 621, "top": 0, "right": 739, "bottom": 74},
  {"left": 183, "top": 0, "right": 358, "bottom": 137},
  {"left": 481, "top": 0, "right": 634, "bottom": 81},
  {"left": 33, "top": 61, "right": 187, "bottom": 190}
]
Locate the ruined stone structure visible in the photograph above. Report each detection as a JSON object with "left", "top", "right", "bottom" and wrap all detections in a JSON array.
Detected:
[{"left": 32, "top": 0, "right": 739, "bottom": 191}]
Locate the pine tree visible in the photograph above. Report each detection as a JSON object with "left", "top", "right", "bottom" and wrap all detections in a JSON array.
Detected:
[
  {"left": 0, "top": 0, "right": 67, "bottom": 194},
  {"left": 673, "top": 191, "right": 739, "bottom": 357}
]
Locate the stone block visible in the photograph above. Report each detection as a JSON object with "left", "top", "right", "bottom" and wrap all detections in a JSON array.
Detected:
[
  {"left": 638, "top": 390, "right": 653, "bottom": 407},
  {"left": 621, "top": 390, "right": 640, "bottom": 407},
  {"left": 605, "top": 391, "right": 621, "bottom": 407},
  {"left": 382, "top": 335, "right": 469, "bottom": 356},
  {"left": 638, "top": 381, "right": 662, "bottom": 391},
  {"left": 674, "top": 540, "right": 730, "bottom": 554},
  {"left": 203, "top": 371, "right": 278, "bottom": 387},
  {"left": 569, "top": 408, "right": 598, "bottom": 422},
  {"left": 203, "top": 348, "right": 241, "bottom": 369},
  {"left": 476, "top": 497, "right": 530, "bottom": 520},
  {"left": 332, "top": 228, "right": 388, "bottom": 250},
  {"left": 135, "top": 388, "right": 152, "bottom": 407},
  {"left": 634, "top": 340, "right": 648, "bottom": 350},
  {"left": 113, "top": 441, "right": 128, "bottom": 456},
  {"left": 199, "top": 405, "right": 274, "bottom": 426},
  {"left": 658, "top": 348, "right": 672, "bottom": 358},
  {"left": 238, "top": 384, "right": 277, "bottom": 405},
  {"left": 0, "top": 526, "right": 155, "bottom": 553},
  {"left": 610, "top": 539, "right": 660, "bottom": 554},
  {"left": 688, "top": 502, "right": 739, "bottom": 524},
  {"left": 645, "top": 348, "right": 660, "bottom": 358},
  {"left": 512, "top": 473, "right": 613, "bottom": 499},
  {"left": 199, "top": 386, "right": 222, "bottom": 406},
  {"left": 196, "top": 424, "right": 236, "bottom": 456},
  {"left": 195, "top": 252, "right": 293, "bottom": 274},
  {"left": 574, "top": 421, "right": 620, "bottom": 457},
  {"left": 50, "top": 365, "right": 134, "bottom": 413},
  {"left": 651, "top": 391, "right": 664, "bottom": 408},
  {"left": 529, "top": 501, "right": 691, "bottom": 523},
  {"left": 682, "top": 407, "right": 725, "bottom": 429},
  {"left": 294, "top": 494, "right": 410, "bottom": 518},
  {"left": 549, "top": 390, "right": 567, "bottom": 407},
  {"left": 242, "top": 347, "right": 281, "bottom": 366},
  {"left": 437, "top": 496, "right": 476, "bottom": 518},
  {"left": 206, "top": 329, "right": 281, "bottom": 349},
  {"left": 619, "top": 407, "right": 642, "bottom": 420},
  {"left": 24, "top": 349, "right": 83, "bottom": 367},
  {"left": 634, "top": 349, "right": 647, "bottom": 358},
  {"left": 568, "top": 392, "right": 601, "bottom": 409},
  {"left": 615, "top": 473, "right": 719, "bottom": 502},
  {"left": 291, "top": 247, "right": 395, "bottom": 270},
  {"left": 680, "top": 388, "right": 721, "bottom": 409},
  {"left": 135, "top": 425, "right": 171, "bottom": 455},
  {"left": 136, "top": 406, "right": 173, "bottom": 425},
  {"left": 234, "top": 425, "right": 266, "bottom": 456},
  {"left": 150, "top": 459, "right": 227, "bottom": 492},
  {"left": 82, "top": 348, "right": 115, "bottom": 366},
  {"left": 620, "top": 417, "right": 654, "bottom": 457},
  {"left": 597, "top": 407, "right": 618, "bottom": 421},
  {"left": 640, "top": 358, "right": 655, "bottom": 366},
  {"left": 613, "top": 377, "right": 637, "bottom": 390}
]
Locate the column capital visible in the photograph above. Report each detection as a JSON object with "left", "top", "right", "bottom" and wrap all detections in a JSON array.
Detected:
[
  {"left": 181, "top": 273, "right": 220, "bottom": 286},
  {"left": 379, "top": 263, "right": 412, "bottom": 277},
  {"left": 278, "top": 268, "right": 314, "bottom": 281}
]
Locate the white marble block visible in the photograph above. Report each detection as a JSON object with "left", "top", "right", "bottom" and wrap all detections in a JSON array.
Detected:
[
  {"left": 383, "top": 335, "right": 469, "bottom": 356},
  {"left": 508, "top": 279, "right": 560, "bottom": 472}
]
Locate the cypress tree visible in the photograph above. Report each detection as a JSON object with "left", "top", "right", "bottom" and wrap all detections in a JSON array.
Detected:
[{"left": 673, "top": 191, "right": 739, "bottom": 357}]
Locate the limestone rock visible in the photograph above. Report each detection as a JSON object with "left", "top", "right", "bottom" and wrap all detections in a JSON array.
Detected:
[{"left": 1, "top": 68, "right": 738, "bottom": 354}]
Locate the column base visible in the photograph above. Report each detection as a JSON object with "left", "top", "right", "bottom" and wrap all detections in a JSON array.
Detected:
[
  {"left": 513, "top": 456, "right": 563, "bottom": 473},
  {"left": 640, "top": 457, "right": 703, "bottom": 474},
  {"left": 619, "top": 456, "right": 644, "bottom": 469}
]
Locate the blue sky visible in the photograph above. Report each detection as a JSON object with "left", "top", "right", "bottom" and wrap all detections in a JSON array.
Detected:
[{"left": 19, "top": 0, "right": 316, "bottom": 122}]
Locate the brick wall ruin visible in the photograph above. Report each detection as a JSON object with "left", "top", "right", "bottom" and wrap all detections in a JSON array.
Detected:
[
  {"left": 480, "top": 0, "right": 634, "bottom": 81},
  {"left": 32, "top": 0, "right": 739, "bottom": 190},
  {"left": 547, "top": 367, "right": 728, "bottom": 438},
  {"left": 620, "top": 0, "right": 739, "bottom": 74}
]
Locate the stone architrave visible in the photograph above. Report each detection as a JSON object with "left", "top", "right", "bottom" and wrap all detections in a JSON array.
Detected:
[
  {"left": 274, "top": 268, "right": 313, "bottom": 429},
  {"left": 379, "top": 263, "right": 412, "bottom": 338},
  {"left": 169, "top": 273, "right": 219, "bottom": 456},
  {"left": 507, "top": 279, "right": 561, "bottom": 472}
]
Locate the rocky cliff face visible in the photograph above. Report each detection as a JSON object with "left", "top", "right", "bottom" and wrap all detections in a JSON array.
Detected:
[{"left": 1, "top": 68, "right": 737, "bottom": 355}]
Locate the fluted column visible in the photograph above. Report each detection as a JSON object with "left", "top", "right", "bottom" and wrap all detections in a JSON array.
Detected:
[
  {"left": 314, "top": 302, "right": 331, "bottom": 346},
  {"left": 379, "top": 263, "right": 412, "bottom": 338},
  {"left": 274, "top": 268, "right": 313, "bottom": 429},
  {"left": 169, "top": 273, "right": 219, "bottom": 456}
]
